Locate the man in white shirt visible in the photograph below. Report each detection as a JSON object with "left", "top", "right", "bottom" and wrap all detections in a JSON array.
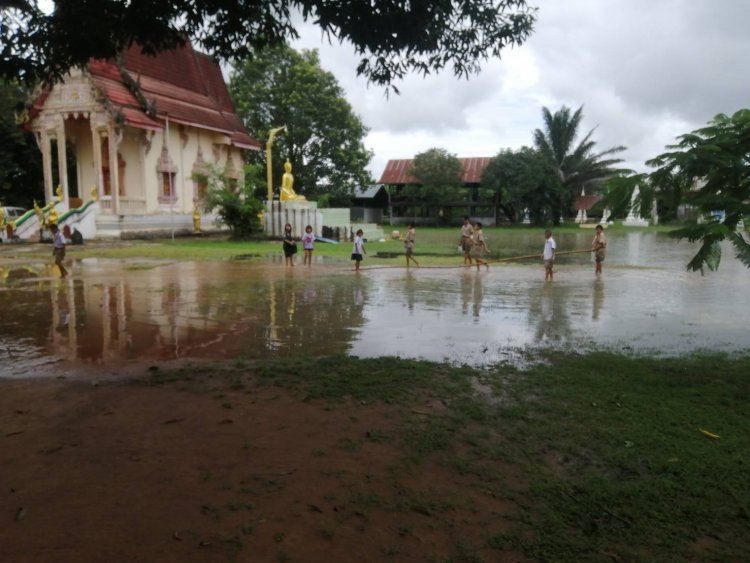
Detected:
[{"left": 542, "top": 229, "right": 556, "bottom": 282}]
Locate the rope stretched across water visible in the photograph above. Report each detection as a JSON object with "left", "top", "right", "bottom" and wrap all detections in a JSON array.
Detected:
[{"left": 354, "top": 248, "right": 593, "bottom": 271}]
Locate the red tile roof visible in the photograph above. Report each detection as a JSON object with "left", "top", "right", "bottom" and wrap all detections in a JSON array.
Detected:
[
  {"left": 576, "top": 195, "right": 602, "bottom": 211},
  {"left": 29, "top": 42, "right": 259, "bottom": 150},
  {"left": 379, "top": 157, "right": 494, "bottom": 184}
]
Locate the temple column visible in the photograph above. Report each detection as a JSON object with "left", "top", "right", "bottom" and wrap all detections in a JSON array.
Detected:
[
  {"left": 56, "top": 119, "right": 69, "bottom": 204},
  {"left": 40, "top": 130, "right": 54, "bottom": 203},
  {"left": 91, "top": 125, "right": 104, "bottom": 198},
  {"left": 107, "top": 125, "right": 120, "bottom": 214}
]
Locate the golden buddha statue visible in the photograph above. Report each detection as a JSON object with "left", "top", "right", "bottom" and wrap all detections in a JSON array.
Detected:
[{"left": 280, "top": 159, "right": 305, "bottom": 202}]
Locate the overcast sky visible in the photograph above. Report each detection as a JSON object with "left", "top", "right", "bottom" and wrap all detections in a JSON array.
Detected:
[{"left": 291, "top": 0, "right": 750, "bottom": 181}]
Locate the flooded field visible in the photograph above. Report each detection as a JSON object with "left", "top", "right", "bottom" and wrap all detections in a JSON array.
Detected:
[{"left": 1, "top": 231, "right": 749, "bottom": 377}]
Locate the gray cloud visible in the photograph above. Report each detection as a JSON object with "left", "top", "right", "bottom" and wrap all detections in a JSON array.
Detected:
[{"left": 292, "top": 0, "right": 750, "bottom": 176}]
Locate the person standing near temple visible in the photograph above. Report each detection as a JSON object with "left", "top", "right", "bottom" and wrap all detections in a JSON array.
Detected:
[
  {"left": 50, "top": 223, "right": 68, "bottom": 278},
  {"left": 282, "top": 223, "right": 297, "bottom": 266},
  {"left": 302, "top": 224, "right": 315, "bottom": 267}
]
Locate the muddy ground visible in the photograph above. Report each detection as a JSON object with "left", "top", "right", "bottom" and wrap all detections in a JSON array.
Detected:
[{"left": 0, "top": 365, "right": 528, "bottom": 563}]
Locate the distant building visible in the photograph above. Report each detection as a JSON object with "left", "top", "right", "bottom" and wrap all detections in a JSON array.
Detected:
[
  {"left": 378, "top": 157, "right": 496, "bottom": 225},
  {"left": 351, "top": 184, "right": 389, "bottom": 223},
  {"left": 24, "top": 42, "right": 260, "bottom": 237}
]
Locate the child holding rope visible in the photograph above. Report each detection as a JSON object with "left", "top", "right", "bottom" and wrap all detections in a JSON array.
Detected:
[
  {"left": 459, "top": 216, "right": 474, "bottom": 265},
  {"left": 404, "top": 223, "right": 419, "bottom": 268},
  {"left": 470, "top": 222, "right": 490, "bottom": 271},
  {"left": 592, "top": 224, "right": 607, "bottom": 276}
]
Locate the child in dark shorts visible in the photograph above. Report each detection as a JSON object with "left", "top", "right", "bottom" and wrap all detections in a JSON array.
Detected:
[{"left": 351, "top": 229, "right": 365, "bottom": 272}]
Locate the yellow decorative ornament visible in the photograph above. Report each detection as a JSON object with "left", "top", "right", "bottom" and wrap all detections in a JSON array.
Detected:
[
  {"left": 48, "top": 206, "right": 59, "bottom": 225},
  {"left": 192, "top": 207, "right": 202, "bottom": 232},
  {"left": 55, "top": 184, "right": 64, "bottom": 201},
  {"left": 90, "top": 186, "right": 99, "bottom": 202},
  {"left": 280, "top": 159, "right": 306, "bottom": 202},
  {"left": 33, "top": 200, "right": 44, "bottom": 225}
]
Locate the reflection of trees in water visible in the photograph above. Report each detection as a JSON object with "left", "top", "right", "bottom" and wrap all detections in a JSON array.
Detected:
[
  {"left": 527, "top": 284, "right": 573, "bottom": 341},
  {"left": 0, "top": 265, "right": 370, "bottom": 365},
  {"left": 265, "top": 275, "right": 369, "bottom": 354}
]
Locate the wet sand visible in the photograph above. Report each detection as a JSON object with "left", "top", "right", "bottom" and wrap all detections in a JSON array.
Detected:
[{"left": 0, "top": 365, "right": 526, "bottom": 563}]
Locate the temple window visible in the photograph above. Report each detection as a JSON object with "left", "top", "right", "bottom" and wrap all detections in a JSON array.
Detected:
[{"left": 156, "top": 144, "right": 178, "bottom": 203}]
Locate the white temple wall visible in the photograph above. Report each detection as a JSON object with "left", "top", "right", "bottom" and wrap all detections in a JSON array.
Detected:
[{"left": 119, "top": 130, "right": 144, "bottom": 211}]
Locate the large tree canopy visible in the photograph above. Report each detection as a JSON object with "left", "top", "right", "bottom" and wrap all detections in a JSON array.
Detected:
[
  {"left": 230, "top": 45, "right": 372, "bottom": 205},
  {"left": 0, "top": 79, "right": 42, "bottom": 207},
  {"left": 481, "top": 147, "right": 560, "bottom": 224},
  {"left": 1, "top": 0, "right": 537, "bottom": 88}
]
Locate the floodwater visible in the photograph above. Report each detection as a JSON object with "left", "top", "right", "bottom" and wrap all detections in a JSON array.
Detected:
[{"left": 1, "top": 231, "right": 749, "bottom": 378}]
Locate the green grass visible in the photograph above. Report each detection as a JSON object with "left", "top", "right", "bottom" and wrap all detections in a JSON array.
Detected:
[{"left": 147, "top": 351, "right": 750, "bottom": 561}]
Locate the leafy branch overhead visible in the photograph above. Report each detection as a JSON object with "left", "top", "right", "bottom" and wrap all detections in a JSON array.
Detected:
[{"left": 1, "top": 0, "right": 537, "bottom": 88}]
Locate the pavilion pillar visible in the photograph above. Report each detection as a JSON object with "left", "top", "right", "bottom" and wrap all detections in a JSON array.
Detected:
[
  {"left": 107, "top": 125, "right": 120, "bottom": 214},
  {"left": 91, "top": 124, "right": 104, "bottom": 199},
  {"left": 40, "top": 130, "right": 54, "bottom": 203},
  {"left": 55, "top": 119, "right": 69, "bottom": 203}
]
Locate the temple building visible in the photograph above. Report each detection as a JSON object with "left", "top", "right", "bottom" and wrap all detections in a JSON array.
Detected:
[{"left": 23, "top": 42, "right": 259, "bottom": 237}]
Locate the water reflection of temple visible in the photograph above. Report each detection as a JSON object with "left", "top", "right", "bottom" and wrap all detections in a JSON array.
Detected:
[{"left": 1, "top": 263, "right": 369, "bottom": 367}]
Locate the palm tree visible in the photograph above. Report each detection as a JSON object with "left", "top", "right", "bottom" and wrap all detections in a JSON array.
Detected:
[{"left": 533, "top": 105, "right": 626, "bottom": 217}]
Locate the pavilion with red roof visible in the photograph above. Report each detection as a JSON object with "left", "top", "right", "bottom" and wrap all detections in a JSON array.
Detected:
[
  {"left": 25, "top": 42, "right": 259, "bottom": 236},
  {"left": 378, "top": 157, "right": 498, "bottom": 225}
]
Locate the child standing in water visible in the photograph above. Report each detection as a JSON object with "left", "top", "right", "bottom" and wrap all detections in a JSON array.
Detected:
[
  {"left": 50, "top": 223, "right": 68, "bottom": 278},
  {"left": 592, "top": 224, "right": 607, "bottom": 276},
  {"left": 404, "top": 223, "right": 419, "bottom": 267},
  {"left": 542, "top": 229, "right": 556, "bottom": 281},
  {"left": 302, "top": 225, "right": 315, "bottom": 267},
  {"left": 460, "top": 216, "right": 474, "bottom": 265},
  {"left": 470, "top": 222, "right": 490, "bottom": 271},
  {"left": 351, "top": 229, "right": 366, "bottom": 272},
  {"left": 282, "top": 223, "right": 297, "bottom": 267}
]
